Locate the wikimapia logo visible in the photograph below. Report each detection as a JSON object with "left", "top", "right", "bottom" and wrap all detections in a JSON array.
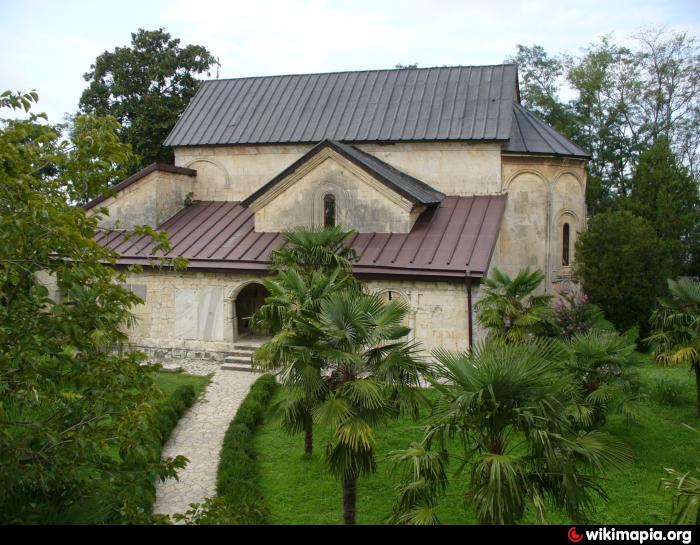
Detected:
[{"left": 567, "top": 527, "right": 693, "bottom": 544}]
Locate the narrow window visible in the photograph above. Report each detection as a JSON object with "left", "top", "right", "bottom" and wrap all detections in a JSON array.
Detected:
[
  {"left": 323, "top": 193, "right": 336, "bottom": 228},
  {"left": 562, "top": 223, "right": 570, "bottom": 266}
]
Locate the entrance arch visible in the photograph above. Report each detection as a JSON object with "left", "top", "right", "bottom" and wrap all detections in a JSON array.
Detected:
[{"left": 232, "top": 282, "right": 269, "bottom": 340}]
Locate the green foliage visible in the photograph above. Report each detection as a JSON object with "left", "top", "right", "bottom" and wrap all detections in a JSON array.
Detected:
[
  {"left": 61, "top": 114, "right": 140, "bottom": 205},
  {"left": 0, "top": 92, "right": 188, "bottom": 523},
  {"left": 269, "top": 225, "right": 358, "bottom": 277},
  {"left": 214, "top": 374, "right": 277, "bottom": 524},
  {"left": 312, "top": 289, "right": 430, "bottom": 524},
  {"left": 650, "top": 376, "right": 689, "bottom": 407},
  {"left": 252, "top": 226, "right": 359, "bottom": 457},
  {"left": 575, "top": 211, "right": 671, "bottom": 336},
  {"left": 623, "top": 137, "right": 700, "bottom": 276},
  {"left": 78, "top": 28, "right": 216, "bottom": 166},
  {"left": 561, "top": 331, "right": 643, "bottom": 426},
  {"left": 647, "top": 278, "right": 700, "bottom": 416},
  {"left": 389, "top": 339, "right": 632, "bottom": 525},
  {"left": 661, "top": 466, "right": 700, "bottom": 524},
  {"left": 551, "top": 291, "right": 615, "bottom": 338},
  {"left": 475, "top": 267, "right": 553, "bottom": 342}
]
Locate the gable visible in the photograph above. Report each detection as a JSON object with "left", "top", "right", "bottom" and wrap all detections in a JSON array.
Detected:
[{"left": 252, "top": 146, "right": 427, "bottom": 233}]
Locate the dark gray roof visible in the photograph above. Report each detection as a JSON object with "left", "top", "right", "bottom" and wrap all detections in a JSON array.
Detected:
[
  {"left": 164, "top": 65, "right": 518, "bottom": 146},
  {"left": 503, "top": 104, "right": 589, "bottom": 158},
  {"left": 241, "top": 140, "right": 445, "bottom": 208}
]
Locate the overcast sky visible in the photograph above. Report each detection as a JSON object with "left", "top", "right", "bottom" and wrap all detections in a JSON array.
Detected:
[{"left": 2, "top": 0, "right": 699, "bottom": 124}]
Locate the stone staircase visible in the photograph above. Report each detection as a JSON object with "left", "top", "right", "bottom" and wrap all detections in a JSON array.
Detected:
[{"left": 220, "top": 339, "right": 266, "bottom": 372}]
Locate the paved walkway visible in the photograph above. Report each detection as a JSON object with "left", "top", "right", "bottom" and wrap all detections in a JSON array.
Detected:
[{"left": 153, "top": 368, "right": 258, "bottom": 517}]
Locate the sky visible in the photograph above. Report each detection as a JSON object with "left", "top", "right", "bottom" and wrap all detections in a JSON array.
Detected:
[{"left": 2, "top": 0, "right": 699, "bottom": 124}]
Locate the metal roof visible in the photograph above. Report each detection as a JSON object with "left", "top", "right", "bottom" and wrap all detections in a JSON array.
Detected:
[
  {"left": 96, "top": 195, "right": 506, "bottom": 279},
  {"left": 164, "top": 65, "right": 518, "bottom": 147},
  {"left": 241, "top": 140, "right": 445, "bottom": 208},
  {"left": 503, "top": 104, "right": 589, "bottom": 158}
]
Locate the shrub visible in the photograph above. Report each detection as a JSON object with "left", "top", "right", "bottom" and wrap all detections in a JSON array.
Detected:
[
  {"left": 551, "top": 291, "right": 614, "bottom": 338},
  {"left": 215, "top": 374, "right": 277, "bottom": 524}
]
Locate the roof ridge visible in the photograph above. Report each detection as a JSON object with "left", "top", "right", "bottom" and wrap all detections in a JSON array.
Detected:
[{"left": 199, "top": 63, "right": 518, "bottom": 84}]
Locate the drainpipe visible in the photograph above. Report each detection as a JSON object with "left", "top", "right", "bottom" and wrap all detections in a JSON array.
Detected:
[{"left": 465, "top": 274, "right": 473, "bottom": 348}]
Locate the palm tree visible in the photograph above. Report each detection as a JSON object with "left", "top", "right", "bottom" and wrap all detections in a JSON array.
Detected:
[
  {"left": 251, "top": 268, "right": 350, "bottom": 456},
  {"left": 561, "top": 331, "right": 642, "bottom": 426},
  {"left": 311, "top": 290, "right": 429, "bottom": 525},
  {"left": 389, "top": 339, "right": 632, "bottom": 525},
  {"left": 648, "top": 278, "right": 700, "bottom": 417},
  {"left": 270, "top": 225, "right": 358, "bottom": 276},
  {"left": 475, "top": 267, "right": 553, "bottom": 342},
  {"left": 251, "top": 225, "right": 359, "bottom": 456}
]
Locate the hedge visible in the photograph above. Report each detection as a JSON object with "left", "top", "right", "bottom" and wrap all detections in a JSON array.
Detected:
[{"left": 215, "top": 373, "right": 278, "bottom": 524}]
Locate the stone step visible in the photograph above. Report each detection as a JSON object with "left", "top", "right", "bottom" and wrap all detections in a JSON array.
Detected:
[
  {"left": 220, "top": 363, "right": 256, "bottom": 372},
  {"left": 224, "top": 355, "right": 252, "bottom": 364},
  {"left": 235, "top": 344, "right": 263, "bottom": 352}
]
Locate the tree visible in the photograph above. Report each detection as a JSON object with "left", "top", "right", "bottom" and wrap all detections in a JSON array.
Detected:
[
  {"left": 0, "top": 91, "right": 184, "bottom": 522},
  {"left": 474, "top": 267, "right": 553, "bottom": 342},
  {"left": 575, "top": 210, "right": 671, "bottom": 337},
  {"left": 252, "top": 225, "right": 359, "bottom": 456},
  {"left": 79, "top": 28, "right": 216, "bottom": 166},
  {"left": 252, "top": 268, "right": 350, "bottom": 456},
  {"left": 389, "top": 339, "right": 632, "bottom": 525},
  {"left": 506, "top": 44, "right": 577, "bottom": 139},
  {"left": 624, "top": 136, "right": 700, "bottom": 276},
  {"left": 312, "top": 290, "right": 428, "bottom": 525},
  {"left": 61, "top": 114, "right": 140, "bottom": 205},
  {"left": 647, "top": 278, "right": 700, "bottom": 418},
  {"left": 561, "top": 331, "right": 642, "bottom": 426}
]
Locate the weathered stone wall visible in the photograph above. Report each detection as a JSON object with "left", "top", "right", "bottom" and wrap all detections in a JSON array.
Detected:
[
  {"left": 174, "top": 141, "right": 502, "bottom": 201},
  {"left": 496, "top": 155, "right": 587, "bottom": 294},
  {"left": 253, "top": 149, "right": 421, "bottom": 233},
  {"left": 120, "top": 270, "right": 471, "bottom": 360},
  {"left": 87, "top": 171, "right": 194, "bottom": 229}
]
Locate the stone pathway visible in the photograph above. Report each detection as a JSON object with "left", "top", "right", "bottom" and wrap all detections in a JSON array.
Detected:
[{"left": 153, "top": 368, "right": 258, "bottom": 517}]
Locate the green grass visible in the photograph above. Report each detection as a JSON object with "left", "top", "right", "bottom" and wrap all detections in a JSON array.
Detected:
[
  {"left": 255, "top": 362, "right": 700, "bottom": 525},
  {"left": 154, "top": 369, "right": 211, "bottom": 398}
]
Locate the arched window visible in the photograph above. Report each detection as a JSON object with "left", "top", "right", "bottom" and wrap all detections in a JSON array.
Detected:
[
  {"left": 562, "top": 223, "right": 570, "bottom": 266},
  {"left": 323, "top": 193, "right": 336, "bottom": 228}
]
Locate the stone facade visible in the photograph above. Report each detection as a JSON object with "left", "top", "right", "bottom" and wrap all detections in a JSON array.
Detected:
[
  {"left": 87, "top": 140, "right": 586, "bottom": 358},
  {"left": 250, "top": 147, "right": 422, "bottom": 233},
  {"left": 86, "top": 169, "right": 194, "bottom": 229},
  {"left": 120, "top": 269, "right": 473, "bottom": 360}
]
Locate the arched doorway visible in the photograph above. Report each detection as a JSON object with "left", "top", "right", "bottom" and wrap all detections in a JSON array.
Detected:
[{"left": 233, "top": 282, "right": 269, "bottom": 339}]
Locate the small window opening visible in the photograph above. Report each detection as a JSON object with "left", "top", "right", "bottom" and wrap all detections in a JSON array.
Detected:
[
  {"left": 562, "top": 223, "right": 570, "bottom": 266},
  {"left": 323, "top": 193, "right": 336, "bottom": 228}
]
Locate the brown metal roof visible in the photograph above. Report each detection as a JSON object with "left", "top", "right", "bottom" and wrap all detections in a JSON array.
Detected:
[
  {"left": 97, "top": 195, "right": 506, "bottom": 279},
  {"left": 163, "top": 65, "right": 518, "bottom": 147}
]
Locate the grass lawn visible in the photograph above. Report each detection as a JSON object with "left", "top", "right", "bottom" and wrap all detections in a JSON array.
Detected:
[
  {"left": 255, "top": 361, "right": 700, "bottom": 525},
  {"left": 155, "top": 369, "right": 211, "bottom": 399}
]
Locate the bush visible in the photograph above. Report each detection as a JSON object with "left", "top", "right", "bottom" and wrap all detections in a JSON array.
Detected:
[
  {"left": 215, "top": 374, "right": 277, "bottom": 524},
  {"left": 575, "top": 210, "right": 671, "bottom": 338},
  {"left": 650, "top": 376, "right": 688, "bottom": 406},
  {"left": 153, "top": 384, "right": 196, "bottom": 444}
]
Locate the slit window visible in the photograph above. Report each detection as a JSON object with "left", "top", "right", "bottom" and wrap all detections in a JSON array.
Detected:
[
  {"left": 562, "top": 223, "right": 570, "bottom": 266},
  {"left": 323, "top": 193, "right": 336, "bottom": 228}
]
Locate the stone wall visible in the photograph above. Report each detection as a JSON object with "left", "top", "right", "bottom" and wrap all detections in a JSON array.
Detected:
[
  {"left": 495, "top": 155, "right": 587, "bottom": 294},
  {"left": 252, "top": 147, "right": 421, "bottom": 233},
  {"left": 174, "top": 141, "right": 502, "bottom": 202},
  {"left": 120, "top": 270, "right": 472, "bottom": 361},
  {"left": 87, "top": 170, "right": 194, "bottom": 229}
]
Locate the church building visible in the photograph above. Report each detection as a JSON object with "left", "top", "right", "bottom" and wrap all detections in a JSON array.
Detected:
[{"left": 84, "top": 64, "right": 589, "bottom": 361}]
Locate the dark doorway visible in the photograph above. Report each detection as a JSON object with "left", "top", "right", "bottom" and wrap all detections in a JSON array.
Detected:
[{"left": 234, "top": 283, "right": 268, "bottom": 338}]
